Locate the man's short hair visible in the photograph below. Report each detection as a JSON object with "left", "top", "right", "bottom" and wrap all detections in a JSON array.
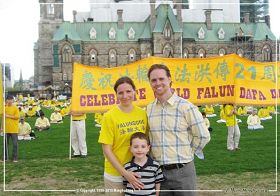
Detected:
[
  {"left": 147, "top": 64, "right": 171, "bottom": 79},
  {"left": 6, "top": 95, "right": 14, "bottom": 100}
]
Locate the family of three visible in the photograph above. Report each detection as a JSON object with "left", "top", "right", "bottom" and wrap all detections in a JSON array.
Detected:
[{"left": 98, "top": 64, "right": 211, "bottom": 196}]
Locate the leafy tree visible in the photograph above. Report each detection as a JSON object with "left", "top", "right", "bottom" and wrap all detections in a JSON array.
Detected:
[{"left": 240, "top": 0, "right": 269, "bottom": 22}]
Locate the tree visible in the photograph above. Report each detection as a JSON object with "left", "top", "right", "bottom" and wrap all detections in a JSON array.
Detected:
[{"left": 240, "top": 0, "right": 269, "bottom": 22}]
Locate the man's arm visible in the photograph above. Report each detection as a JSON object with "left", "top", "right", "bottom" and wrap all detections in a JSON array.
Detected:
[{"left": 189, "top": 108, "right": 211, "bottom": 153}]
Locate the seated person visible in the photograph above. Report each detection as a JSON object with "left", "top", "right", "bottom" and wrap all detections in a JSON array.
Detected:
[
  {"left": 94, "top": 113, "right": 103, "bottom": 128},
  {"left": 203, "top": 105, "right": 216, "bottom": 117},
  {"left": 245, "top": 106, "right": 253, "bottom": 115},
  {"left": 18, "top": 107, "right": 26, "bottom": 118},
  {"left": 247, "top": 108, "right": 264, "bottom": 130},
  {"left": 18, "top": 117, "right": 34, "bottom": 140},
  {"left": 50, "top": 108, "right": 63, "bottom": 123},
  {"left": 258, "top": 107, "right": 272, "bottom": 120},
  {"left": 267, "top": 106, "right": 277, "bottom": 115},
  {"left": 35, "top": 112, "right": 50, "bottom": 131},
  {"left": 237, "top": 106, "right": 247, "bottom": 116},
  {"left": 26, "top": 106, "right": 36, "bottom": 117},
  {"left": 217, "top": 105, "right": 226, "bottom": 123},
  {"left": 202, "top": 112, "right": 212, "bottom": 132}
]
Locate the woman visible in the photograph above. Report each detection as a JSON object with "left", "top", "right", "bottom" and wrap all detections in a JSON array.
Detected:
[{"left": 98, "top": 76, "right": 147, "bottom": 195}]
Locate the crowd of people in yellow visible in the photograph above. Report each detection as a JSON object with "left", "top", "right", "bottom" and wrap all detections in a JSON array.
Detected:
[{"left": 1, "top": 94, "right": 277, "bottom": 162}]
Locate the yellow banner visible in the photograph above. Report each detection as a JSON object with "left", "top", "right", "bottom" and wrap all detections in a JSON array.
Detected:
[
  {"left": 0, "top": 63, "right": 3, "bottom": 115},
  {"left": 71, "top": 54, "right": 280, "bottom": 113}
]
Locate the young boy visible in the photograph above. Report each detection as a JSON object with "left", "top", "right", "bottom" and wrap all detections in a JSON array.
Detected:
[{"left": 123, "top": 132, "right": 164, "bottom": 196}]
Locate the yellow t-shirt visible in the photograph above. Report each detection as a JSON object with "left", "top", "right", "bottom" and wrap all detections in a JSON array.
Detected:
[
  {"left": 5, "top": 104, "right": 20, "bottom": 133},
  {"left": 98, "top": 105, "right": 148, "bottom": 177},
  {"left": 72, "top": 114, "right": 86, "bottom": 121},
  {"left": 225, "top": 104, "right": 237, "bottom": 126}
]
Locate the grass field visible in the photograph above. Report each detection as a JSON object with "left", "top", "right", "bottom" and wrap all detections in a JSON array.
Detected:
[{"left": 0, "top": 106, "right": 279, "bottom": 195}]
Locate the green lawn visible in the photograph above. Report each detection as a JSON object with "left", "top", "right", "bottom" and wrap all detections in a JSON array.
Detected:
[{"left": 0, "top": 106, "right": 279, "bottom": 195}]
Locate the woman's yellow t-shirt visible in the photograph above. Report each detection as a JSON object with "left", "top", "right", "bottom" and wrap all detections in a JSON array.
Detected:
[{"left": 98, "top": 105, "right": 148, "bottom": 176}]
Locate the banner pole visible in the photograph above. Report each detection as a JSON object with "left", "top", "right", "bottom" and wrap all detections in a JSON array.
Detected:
[{"left": 69, "top": 115, "right": 72, "bottom": 160}]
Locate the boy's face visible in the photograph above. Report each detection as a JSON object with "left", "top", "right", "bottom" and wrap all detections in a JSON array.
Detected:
[{"left": 130, "top": 138, "right": 150, "bottom": 159}]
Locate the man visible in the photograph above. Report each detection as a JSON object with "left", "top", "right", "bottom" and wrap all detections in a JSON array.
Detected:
[
  {"left": 50, "top": 108, "right": 63, "bottom": 123},
  {"left": 3, "top": 95, "right": 20, "bottom": 162},
  {"left": 224, "top": 104, "right": 240, "bottom": 151},
  {"left": 146, "top": 64, "right": 211, "bottom": 196},
  {"left": 34, "top": 112, "right": 50, "bottom": 131},
  {"left": 70, "top": 110, "right": 87, "bottom": 158},
  {"left": 18, "top": 116, "right": 32, "bottom": 140}
]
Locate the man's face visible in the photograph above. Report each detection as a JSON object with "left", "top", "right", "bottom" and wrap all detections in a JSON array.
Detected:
[{"left": 149, "top": 68, "right": 171, "bottom": 97}]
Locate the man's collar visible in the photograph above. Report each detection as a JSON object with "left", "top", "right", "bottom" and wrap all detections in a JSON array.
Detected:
[{"left": 155, "top": 93, "right": 177, "bottom": 106}]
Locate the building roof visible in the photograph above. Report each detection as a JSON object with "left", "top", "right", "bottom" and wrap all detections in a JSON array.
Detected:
[
  {"left": 183, "top": 22, "right": 276, "bottom": 41},
  {"left": 153, "top": 4, "right": 182, "bottom": 33},
  {"left": 53, "top": 4, "right": 276, "bottom": 42}
]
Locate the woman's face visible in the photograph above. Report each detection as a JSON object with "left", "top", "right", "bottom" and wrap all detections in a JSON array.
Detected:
[{"left": 116, "top": 82, "right": 135, "bottom": 107}]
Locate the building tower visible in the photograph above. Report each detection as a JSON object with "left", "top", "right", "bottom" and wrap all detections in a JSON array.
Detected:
[{"left": 34, "top": 0, "right": 63, "bottom": 88}]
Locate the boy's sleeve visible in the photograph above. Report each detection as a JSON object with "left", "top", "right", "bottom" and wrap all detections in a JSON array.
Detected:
[{"left": 155, "top": 165, "right": 165, "bottom": 183}]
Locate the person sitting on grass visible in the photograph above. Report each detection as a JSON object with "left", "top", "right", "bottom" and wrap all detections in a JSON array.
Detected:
[
  {"left": 26, "top": 106, "right": 36, "bottom": 117},
  {"left": 201, "top": 112, "right": 213, "bottom": 133},
  {"left": 258, "top": 107, "right": 272, "bottom": 120},
  {"left": 247, "top": 108, "right": 264, "bottom": 130},
  {"left": 203, "top": 105, "right": 216, "bottom": 117},
  {"left": 18, "top": 116, "right": 34, "bottom": 140},
  {"left": 237, "top": 106, "right": 247, "bottom": 116},
  {"left": 35, "top": 112, "right": 50, "bottom": 131},
  {"left": 50, "top": 108, "right": 63, "bottom": 123},
  {"left": 94, "top": 113, "right": 103, "bottom": 128}
]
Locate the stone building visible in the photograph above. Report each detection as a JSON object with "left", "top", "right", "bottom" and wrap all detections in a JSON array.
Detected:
[{"left": 34, "top": 0, "right": 277, "bottom": 90}]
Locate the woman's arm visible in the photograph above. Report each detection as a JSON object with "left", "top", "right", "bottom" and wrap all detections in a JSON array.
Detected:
[{"left": 102, "top": 144, "right": 144, "bottom": 190}]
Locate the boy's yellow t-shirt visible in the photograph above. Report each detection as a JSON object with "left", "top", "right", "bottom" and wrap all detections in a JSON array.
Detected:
[{"left": 98, "top": 105, "right": 148, "bottom": 176}]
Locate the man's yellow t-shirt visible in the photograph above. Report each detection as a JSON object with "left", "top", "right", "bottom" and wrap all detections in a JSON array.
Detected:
[
  {"left": 98, "top": 105, "right": 148, "bottom": 177},
  {"left": 224, "top": 104, "right": 237, "bottom": 127},
  {"left": 5, "top": 104, "right": 20, "bottom": 133}
]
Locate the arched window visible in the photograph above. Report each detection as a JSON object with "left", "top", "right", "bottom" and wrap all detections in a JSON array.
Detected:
[
  {"left": 262, "top": 45, "right": 272, "bottom": 62},
  {"left": 237, "top": 48, "right": 244, "bottom": 57},
  {"left": 198, "top": 48, "right": 206, "bottom": 58},
  {"left": 164, "top": 22, "right": 172, "bottom": 39},
  {"left": 198, "top": 27, "right": 205, "bottom": 40},
  {"left": 109, "top": 49, "right": 117, "bottom": 63},
  {"left": 89, "top": 27, "right": 97, "bottom": 40},
  {"left": 218, "top": 48, "right": 226, "bottom": 56},
  {"left": 109, "top": 27, "right": 116, "bottom": 40},
  {"left": 218, "top": 28, "right": 225, "bottom": 40},
  {"left": 145, "top": 48, "right": 152, "bottom": 58},
  {"left": 128, "top": 27, "right": 135, "bottom": 40},
  {"left": 163, "top": 43, "right": 173, "bottom": 57},
  {"left": 128, "top": 48, "right": 136, "bottom": 62},
  {"left": 47, "top": 4, "right": 55, "bottom": 15},
  {"left": 89, "top": 49, "right": 98, "bottom": 64},
  {"left": 62, "top": 45, "right": 72, "bottom": 63},
  {"left": 183, "top": 48, "right": 189, "bottom": 58}
]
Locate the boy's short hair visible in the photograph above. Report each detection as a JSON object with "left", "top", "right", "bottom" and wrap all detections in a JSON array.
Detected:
[{"left": 130, "top": 132, "right": 150, "bottom": 145}]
